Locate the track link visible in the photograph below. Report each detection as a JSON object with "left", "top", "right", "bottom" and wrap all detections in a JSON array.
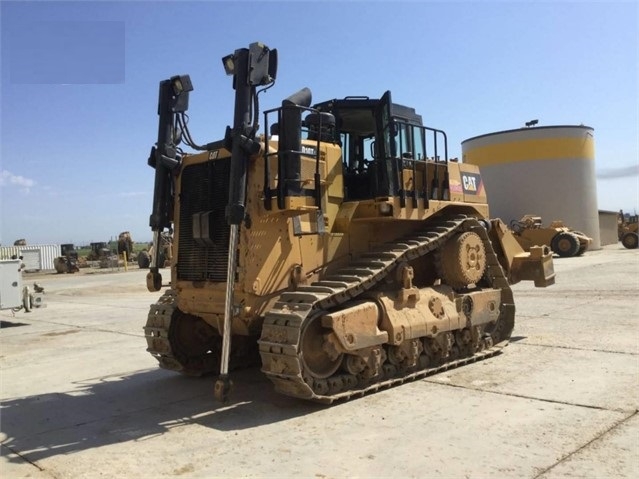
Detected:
[
  {"left": 144, "top": 289, "right": 187, "bottom": 373},
  {"left": 144, "top": 290, "right": 259, "bottom": 375},
  {"left": 258, "top": 214, "right": 514, "bottom": 403}
]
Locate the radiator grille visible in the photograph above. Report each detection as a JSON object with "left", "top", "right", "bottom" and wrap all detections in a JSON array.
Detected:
[{"left": 177, "top": 159, "right": 231, "bottom": 282}]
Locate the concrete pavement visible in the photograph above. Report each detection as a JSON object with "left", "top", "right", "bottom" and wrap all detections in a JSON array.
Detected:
[{"left": 1, "top": 246, "right": 637, "bottom": 478}]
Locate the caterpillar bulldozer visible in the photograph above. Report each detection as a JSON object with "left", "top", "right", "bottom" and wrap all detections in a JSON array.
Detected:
[
  {"left": 143, "top": 42, "right": 555, "bottom": 404},
  {"left": 86, "top": 242, "right": 110, "bottom": 261},
  {"left": 54, "top": 244, "right": 79, "bottom": 274},
  {"left": 510, "top": 215, "right": 592, "bottom": 257}
]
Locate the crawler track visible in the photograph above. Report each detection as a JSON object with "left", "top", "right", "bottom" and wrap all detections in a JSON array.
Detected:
[
  {"left": 144, "top": 290, "right": 258, "bottom": 375},
  {"left": 144, "top": 290, "right": 186, "bottom": 372},
  {"left": 258, "top": 214, "right": 514, "bottom": 403}
]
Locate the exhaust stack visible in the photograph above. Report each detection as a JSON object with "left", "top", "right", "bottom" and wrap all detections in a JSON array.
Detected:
[{"left": 278, "top": 88, "right": 312, "bottom": 203}]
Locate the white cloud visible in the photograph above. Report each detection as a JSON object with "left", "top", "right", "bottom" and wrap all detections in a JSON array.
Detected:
[
  {"left": 0, "top": 170, "right": 36, "bottom": 193},
  {"left": 597, "top": 164, "right": 639, "bottom": 180}
]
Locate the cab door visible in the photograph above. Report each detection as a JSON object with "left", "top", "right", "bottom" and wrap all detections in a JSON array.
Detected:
[{"left": 373, "top": 90, "right": 398, "bottom": 197}]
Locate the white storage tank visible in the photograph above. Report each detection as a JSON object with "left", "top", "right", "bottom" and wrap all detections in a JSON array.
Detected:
[{"left": 462, "top": 125, "right": 600, "bottom": 249}]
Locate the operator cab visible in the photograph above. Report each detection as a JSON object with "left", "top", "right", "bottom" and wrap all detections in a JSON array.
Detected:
[{"left": 313, "top": 91, "right": 449, "bottom": 203}]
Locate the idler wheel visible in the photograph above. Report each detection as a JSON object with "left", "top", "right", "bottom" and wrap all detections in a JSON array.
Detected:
[
  {"left": 168, "top": 310, "right": 221, "bottom": 375},
  {"left": 301, "top": 315, "right": 343, "bottom": 379}
]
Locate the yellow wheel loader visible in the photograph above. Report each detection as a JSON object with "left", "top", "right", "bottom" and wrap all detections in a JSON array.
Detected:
[
  {"left": 143, "top": 42, "right": 555, "bottom": 403},
  {"left": 618, "top": 211, "right": 638, "bottom": 249},
  {"left": 510, "top": 215, "right": 592, "bottom": 258}
]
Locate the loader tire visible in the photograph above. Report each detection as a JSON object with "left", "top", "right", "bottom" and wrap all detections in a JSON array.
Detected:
[
  {"left": 572, "top": 231, "right": 587, "bottom": 256},
  {"left": 621, "top": 232, "right": 638, "bottom": 249},
  {"left": 22, "top": 287, "right": 32, "bottom": 312},
  {"left": 138, "top": 251, "right": 150, "bottom": 269},
  {"left": 552, "top": 232, "right": 580, "bottom": 257}
]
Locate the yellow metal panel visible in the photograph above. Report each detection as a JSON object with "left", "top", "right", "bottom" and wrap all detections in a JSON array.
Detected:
[{"left": 463, "top": 137, "right": 595, "bottom": 167}]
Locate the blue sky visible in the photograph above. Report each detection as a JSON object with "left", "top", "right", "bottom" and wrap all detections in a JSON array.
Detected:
[{"left": 1, "top": 0, "right": 637, "bottom": 245}]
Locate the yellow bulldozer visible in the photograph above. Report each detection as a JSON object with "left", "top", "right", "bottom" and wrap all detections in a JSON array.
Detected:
[
  {"left": 143, "top": 42, "right": 555, "bottom": 403},
  {"left": 509, "top": 215, "right": 592, "bottom": 258},
  {"left": 54, "top": 244, "right": 80, "bottom": 274},
  {"left": 618, "top": 211, "right": 638, "bottom": 249}
]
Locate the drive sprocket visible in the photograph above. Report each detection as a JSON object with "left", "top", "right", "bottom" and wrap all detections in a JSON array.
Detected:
[{"left": 439, "top": 231, "right": 486, "bottom": 288}]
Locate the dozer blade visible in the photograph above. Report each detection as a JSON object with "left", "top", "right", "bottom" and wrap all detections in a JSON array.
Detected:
[
  {"left": 489, "top": 219, "right": 556, "bottom": 287},
  {"left": 511, "top": 245, "right": 555, "bottom": 287}
]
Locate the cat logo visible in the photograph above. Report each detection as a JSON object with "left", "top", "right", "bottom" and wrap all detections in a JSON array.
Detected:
[
  {"left": 461, "top": 172, "right": 482, "bottom": 195},
  {"left": 463, "top": 175, "right": 477, "bottom": 191},
  {"left": 208, "top": 150, "right": 219, "bottom": 160}
]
